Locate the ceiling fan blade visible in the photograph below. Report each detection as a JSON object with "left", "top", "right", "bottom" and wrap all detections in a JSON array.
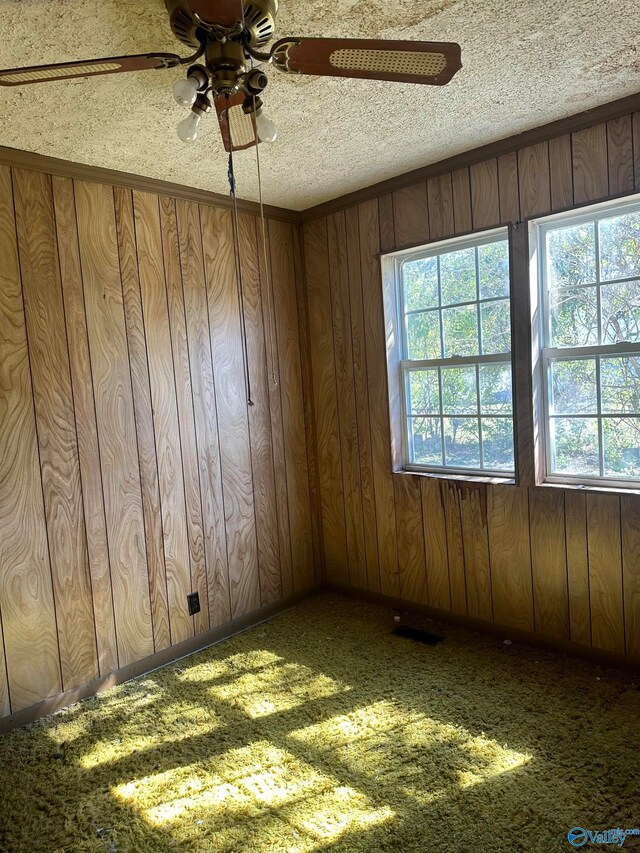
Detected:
[
  {"left": 271, "top": 38, "right": 462, "bottom": 85},
  {"left": 185, "top": 0, "right": 245, "bottom": 26},
  {"left": 0, "top": 54, "right": 183, "bottom": 87},
  {"left": 214, "top": 92, "right": 258, "bottom": 152}
]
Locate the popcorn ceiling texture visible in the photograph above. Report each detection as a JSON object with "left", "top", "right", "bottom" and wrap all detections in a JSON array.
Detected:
[{"left": 0, "top": 0, "right": 638, "bottom": 209}]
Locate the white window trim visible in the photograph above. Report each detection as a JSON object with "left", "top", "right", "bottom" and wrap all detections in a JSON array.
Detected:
[
  {"left": 382, "top": 226, "right": 515, "bottom": 480},
  {"left": 529, "top": 191, "right": 640, "bottom": 490}
]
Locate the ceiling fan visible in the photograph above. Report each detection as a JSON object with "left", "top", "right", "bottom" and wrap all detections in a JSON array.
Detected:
[{"left": 0, "top": 0, "right": 462, "bottom": 152}]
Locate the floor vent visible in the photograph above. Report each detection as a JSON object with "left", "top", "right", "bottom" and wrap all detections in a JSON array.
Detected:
[{"left": 392, "top": 625, "right": 445, "bottom": 646}]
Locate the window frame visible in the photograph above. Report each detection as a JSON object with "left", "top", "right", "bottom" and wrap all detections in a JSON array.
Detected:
[
  {"left": 530, "top": 192, "right": 640, "bottom": 491},
  {"left": 387, "top": 226, "right": 516, "bottom": 480}
]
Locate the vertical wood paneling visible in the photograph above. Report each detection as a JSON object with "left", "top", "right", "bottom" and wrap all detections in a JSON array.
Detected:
[
  {"left": 327, "top": 211, "right": 367, "bottom": 590},
  {"left": 621, "top": 495, "right": 640, "bottom": 657},
  {"left": 75, "top": 180, "right": 153, "bottom": 667},
  {"left": 488, "top": 485, "right": 533, "bottom": 630},
  {"left": 159, "top": 195, "right": 209, "bottom": 634},
  {"left": 427, "top": 174, "right": 454, "bottom": 240},
  {"left": 549, "top": 135, "right": 574, "bottom": 211},
  {"left": 176, "top": 199, "right": 231, "bottom": 625},
  {"left": 587, "top": 493, "right": 624, "bottom": 654},
  {"left": 441, "top": 481, "right": 466, "bottom": 615},
  {"left": 572, "top": 124, "right": 609, "bottom": 204},
  {"left": 0, "top": 165, "right": 61, "bottom": 710},
  {"left": 53, "top": 177, "right": 118, "bottom": 676},
  {"left": 13, "top": 168, "right": 98, "bottom": 689},
  {"left": 345, "top": 206, "right": 380, "bottom": 592},
  {"left": 392, "top": 182, "right": 429, "bottom": 247},
  {"left": 114, "top": 187, "right": 170, "bottom": 653},
  {"left": 497, "top": 152, "right": 519, "bottom": 224},
  {"left": 359, "top": 199, "right": 400, "bottom": 597},
  {"left": 0, "top": 626, "right": 9, "bottom": 718},
  {"left": 421, "top": 478, "right": 450, "bottom": 610},
  {"left": 470, "top": 160, "right": 500, "bottom": 229},
  {"left": 394, "top": 475, "right": 427, "bottom": 604},
  {"left": 238, "top": 212, "right": 282, "bottom": 606},
  {"left": 517, "top": 142, "right": 551, "bottom": 218},
  {"left": 200, "top": 205, "right": 261, "bottom": 618},
  {"left": 460, "top": 484, "right": 492, "bottom": 622},
  {"left": 451, "top": 167, "right": 472, "bottom": 234},
  {"left": 268, "top": 219, "right": 314, "bottom": 592},
  {"left": 529, "top": 489, "right": 569, "bottom": 640},
  {"left": 564, "top": 491, "right": 591, "bottom": 646},
  {"left": 607, "top": 115, "right": 634, "bottom": 195},
  {"left": 634, "top": 113, "right": 640, "bottom": 190}
]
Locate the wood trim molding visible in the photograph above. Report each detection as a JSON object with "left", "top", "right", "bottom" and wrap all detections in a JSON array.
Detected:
[
  {"left": 0, "top": 586, "right": 320, "bottom": 734},
  {"left": 0, "top": 145, "right": 300, "bottom": 223},
  {"left": 301, "top": 91, "right": 640, "bottom": 222}
]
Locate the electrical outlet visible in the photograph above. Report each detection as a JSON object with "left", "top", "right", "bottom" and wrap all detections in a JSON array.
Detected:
[{"left": 187, "top": 592, "right": 200, "bottom": 616}]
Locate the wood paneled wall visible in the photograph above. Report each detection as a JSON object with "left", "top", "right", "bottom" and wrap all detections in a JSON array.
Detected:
[
  {"left": 0, "top": 167, "right": 317, "bottom": 718},
  {"left": 303, "top": 111, "right": 640, "bottom": 661}
]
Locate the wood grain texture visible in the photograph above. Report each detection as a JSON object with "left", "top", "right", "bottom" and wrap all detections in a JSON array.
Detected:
[
  {"left": 13, "top": 168, "right": 98, "bottom": 689},
  {"left": 345, "top": 205, "right": 380, "bottom": 592},
  {"left": 114, "top": 186, "right": 170, "bottom": 653},
  {"left": 586, "top": 493, "right": 624, "bottom": 654},
  {"left": 572, "top": 123, "right": 609, "bottom": 204},
  {"left": 460, "top": 484, "right": 492, "bottom": 622},
  {"left": 529, "top": 488, "right": 569, "bottom": 639},
  {"left": 268, "top": 219, "right": 314, "bottom": 593},
  {"left": 427, "top": 174, "right": 454, "bottom": 240},
  {"left": 328, "top": 211, "right": 367, "bottom": 589},
  {"left": 176, "top": 199, "right": 231, "bottom": 625},
  {"left": 238, "top": 213, "right": 282, "bottom": 606},
  {"left": 200, "top": 205, "right": 260, "bottom": 618},
  {"left": 159, "top": 194, "right": 209, "bottom": 635},
  {"left": 53, "top": 176, "right": 118, "bottom": 676},
  {"left": 394, "top": 475, "right": 427, "bottom": 604},
  {"left": 510, "top": 222, "right": 534, "bottom": 487},
  {"left": 0, "top": 165, "right": 61, "bottom": 710},
  {"left": 392, "top": 182, "right": 429, "bottom": 248},
  {"left": 133, "top": 190, "right": 193, "bottom": 646},
  {"left": 634, "top": 113, "right": 640, "bottom": 190},
  {"left": 497, "top": 153, "right": 519, "bottom": 225},
  {"left": 470, "top": 159, "right": 500, "bottom": 230},
  {"left": 358, "top": 200, "right": 400, "bottom": 597},
  {"left": 607, "top": 115, "right": 634, "bottom": 195},
  {"left": 621, "top": 494, "right": 640, "bottom": 656},
  {"left": 451, "top": 168, "right": 472, "bottom": 234},
  {"left": 0, "top": 624, "right": 9, "bottom": 718},
  {"left": 487, "top": 485, "right": 534, "bottom": 630},
  {"left": 421, "top": 478, "right": 450, "bottom": 611},
  {"left": 441, "top": 481, "right": 466, "bottom": 615},
  {"left": 564, "top": 490, "right": 591, "bottom": 646},
  {"left": 75, "top": 180, "right": 153, "bottom": 667},
  {"left": 548, "top": 135, "right": 574, "bottom": 211},
  {"left": 517, "top": 142, "right": 551, "bottom": 218},
  {"left": 378, "top": 194, "right": 395, "bottom": 254}
]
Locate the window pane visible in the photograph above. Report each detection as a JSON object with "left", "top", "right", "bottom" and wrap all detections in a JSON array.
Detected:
[
  {"left": 478, "top": 240, "right": 510, "bottom": 299},
  {"left": 440, "top": 246, "right": 476, "bottom": 305},
  {"left": 408, "top": 369, "right": 440, "bottom": 415},
  {"left": 479, "top": 363, "right": 512, "bottom": 414},
  {"left": 480, "top": 299, "right": 511, "bottom": 354},
  {"left": 603, "top": 417, "right": 640, "bottom": 478},
  {"left": 601, "top": 357, "right": 640, "bottom": 414},
  {"left": 599, "top": 212, "right": 640, "bottom": 282},
  {"left": 403, "top": 256, "right": 439, "bottom": 311},
  {"left": 441, "top": 366, "right": 477, "bottom": 415},
  {"left": 442, "top": 305, "right": 479, "bottom": 357},
  {"left": 443, "top": 417, "right": 480, "bottom": 468},
  {"left": 547, "top": 223, "right": 596, "bottom": 288},
  {"left": 549, "top": 417, "right": 599, "bottom": 476},
  {"left": 406, "top": 310, "right": 441, "bottom": 359},
  {"left": 549, "top": 286, "right": 598, "bottom": 347},
  {"left": 601, "top": 280, "right": 640, "bottom": 344},
  {"left": 549, "top": 358, "right": 597, "bottom": 415},
  {"left": 409, "top": 417, "right": 442, "bottom": 466},
  {"left": 481, "top": 418, "right": 514, "bottom": 470}
]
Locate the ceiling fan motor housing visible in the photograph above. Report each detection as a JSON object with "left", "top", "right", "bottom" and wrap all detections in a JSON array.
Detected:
[{"left": 166, "top": 0, "right": 278, "bottom": 49}]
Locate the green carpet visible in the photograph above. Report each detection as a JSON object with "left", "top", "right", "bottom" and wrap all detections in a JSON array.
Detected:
[{"left": 0, "top": 593, "right": 638, "bottom": 852}]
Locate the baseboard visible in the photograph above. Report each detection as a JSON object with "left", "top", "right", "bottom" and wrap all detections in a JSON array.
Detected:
[
  {"left": 0, "top": 585, "right": 321, "bottom": 734},
  {"left": 325, "top": 583, "right": 640, "bottom": 672}
]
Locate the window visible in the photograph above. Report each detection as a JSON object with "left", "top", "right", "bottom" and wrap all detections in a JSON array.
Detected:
[
  {"left": 389, "top": 228, "right": 515, "bottom": 478},
  {"left": 532, "top": 194, "right": 640, "bottom": 487}
]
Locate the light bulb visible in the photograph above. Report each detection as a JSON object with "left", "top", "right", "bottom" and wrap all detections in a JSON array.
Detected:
[
  {"left": 255, "top": 110, "right": 277, "bottom": 143},
  {"left": 177, "top": 111, "right": 201, "bottom": 143},
  {"left": 173, "top": 76, "right": 198, "bottom": 108}
]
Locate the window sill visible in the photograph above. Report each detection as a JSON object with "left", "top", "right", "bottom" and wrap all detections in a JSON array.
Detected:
[
  {"left": 394, "top": 468, "right": 516, "bottom": 487},
  {"left": 536, "top": 480, "right": 640, "bottom": 497}
]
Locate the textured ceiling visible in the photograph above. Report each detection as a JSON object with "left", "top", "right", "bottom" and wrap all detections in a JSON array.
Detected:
[{"left": 0, "top": 0, "right": 639, "bottom": 210}]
